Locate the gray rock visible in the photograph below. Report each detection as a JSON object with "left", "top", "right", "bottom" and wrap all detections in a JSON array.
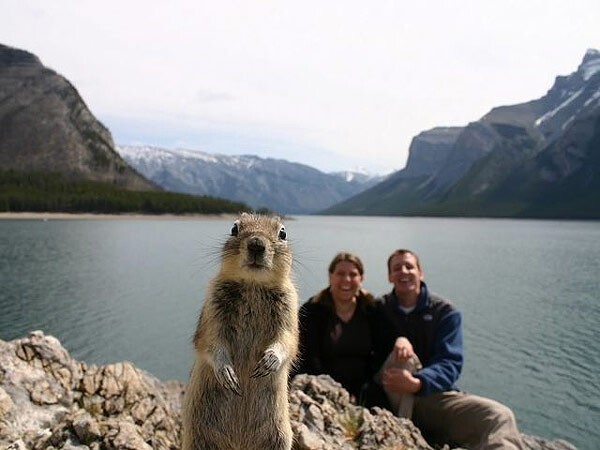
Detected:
[
  {"left": 0, "top": 386, "right": 14, "bottom": 417},
  {"left": 0, "top": 331, "right": 180, "bottom": 450},
  {"left": 0, "top": 331, "right": 577, "bottom": 450},
  {"left": 290, "top": 374, "right": 432, "bottom": 450}
]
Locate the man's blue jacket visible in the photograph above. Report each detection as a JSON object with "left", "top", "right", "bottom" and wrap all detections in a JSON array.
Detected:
[{"left": 379, "top": 282, "right": 463, "bottom": 396}]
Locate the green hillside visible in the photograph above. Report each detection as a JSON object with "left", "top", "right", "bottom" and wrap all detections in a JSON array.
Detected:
[{"left": 0, "top": 171, "right": 250, "bottom": 215}]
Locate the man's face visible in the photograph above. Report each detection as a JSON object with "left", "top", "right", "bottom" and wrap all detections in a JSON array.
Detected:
[{"left": 388, "top": 252, "right": 423, "bottom": 298}]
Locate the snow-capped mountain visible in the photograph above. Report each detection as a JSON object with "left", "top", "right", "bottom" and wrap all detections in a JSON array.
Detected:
[
  {"left": 532, "top": 48, "right": 600, "bottom": 142},
  {"left": 117, "top": 146, "right": 384, "bottom": 214},
  {"left": 325, "top": 49, "right": 600, "bottom": 219}
]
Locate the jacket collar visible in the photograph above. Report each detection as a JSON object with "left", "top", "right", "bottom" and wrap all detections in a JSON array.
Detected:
[{"left": 389, "top": 281, "right": 429, "bottom": 313}]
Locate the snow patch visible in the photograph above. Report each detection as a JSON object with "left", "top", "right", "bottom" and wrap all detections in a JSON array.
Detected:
[
  {"left": 172, "top": 148, "right": 219, "bottom": 163},
  {"left": 561, "top": 115, "right": 575, "bottom": 131},
  {"left": 534, "top": 88, "right": 584, "bottom": 127},
  {"left": 581, "top": 59, "right": 600, "bottom": 81},
  {"left": 583, "top": 89, "right": 600, "bottom": 108},
  {"left": 117, "top": 145, "right": 220, "bottom": 163}
]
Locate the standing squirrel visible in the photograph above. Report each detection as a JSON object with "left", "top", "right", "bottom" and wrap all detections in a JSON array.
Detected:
[{"left": 182, "top": 213, "right": 299, "bottom": 450}]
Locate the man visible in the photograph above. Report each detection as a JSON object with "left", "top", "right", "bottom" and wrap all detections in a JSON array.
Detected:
[{"left": 378, "top": 249, "right": 525, "bottom": 449}]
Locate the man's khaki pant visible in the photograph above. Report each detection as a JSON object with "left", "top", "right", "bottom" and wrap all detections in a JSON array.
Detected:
[
  {"left": 412, "top": 391, "right": 525, "bottom": 450},
  {"left": 377, "top": 354, "right": 525, "bottom": 450}
]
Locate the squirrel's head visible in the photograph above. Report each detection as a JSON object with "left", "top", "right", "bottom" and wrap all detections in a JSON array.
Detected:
[{"left": 220, "top": 213, "right": 292, "bottom": 285}]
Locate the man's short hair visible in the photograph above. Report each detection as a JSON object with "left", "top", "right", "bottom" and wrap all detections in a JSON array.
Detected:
[{"left": 387, "top": 249, "right": 421, "bottom": 274}]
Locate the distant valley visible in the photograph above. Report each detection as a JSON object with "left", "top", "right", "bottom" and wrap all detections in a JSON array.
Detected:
[{"left": 117, "top": 145, "right": 384, "bottom": 214}]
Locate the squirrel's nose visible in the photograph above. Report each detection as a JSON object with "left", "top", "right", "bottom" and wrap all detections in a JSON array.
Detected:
[{"left": 247, "top": 237, "right": 266, "bottom": 256}]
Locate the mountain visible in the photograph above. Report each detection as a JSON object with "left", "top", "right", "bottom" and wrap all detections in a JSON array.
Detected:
[
  {"left": 0, "top": 43, "right": 154, "bottom": 191},
  {"left": 117, "top": 145, "right": 384, "bottom": 214},
  {"left": 324, "top": 49, "right": 600, "bottom": 219}
]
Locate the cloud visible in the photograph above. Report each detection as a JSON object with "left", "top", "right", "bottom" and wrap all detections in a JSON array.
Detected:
[
  {"left": 194, "top": 91, "right": 236, "bottom": 103},
  {"left": 2, "top": 0, "right": 599, "bottom": 174}
]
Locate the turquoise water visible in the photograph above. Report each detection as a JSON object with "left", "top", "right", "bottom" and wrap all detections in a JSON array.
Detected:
[{"left": 0, "top": 216, "right": 598, "bottom": 449}]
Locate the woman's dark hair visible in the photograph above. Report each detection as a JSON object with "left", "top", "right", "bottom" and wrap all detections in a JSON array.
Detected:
[{"left": 328, "top": 252, "right": 365, "bottom": 276}]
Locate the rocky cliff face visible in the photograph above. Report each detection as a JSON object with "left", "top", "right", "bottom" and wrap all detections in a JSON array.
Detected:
[
  {"left": 486, "top": 106, "right": 600, "bottom": 218},
  {"left": 325, "top": 49, "right": 600, "bottom": 218},
  {"left": 401, "top": 127, "right": 463, "bottom": 178},
  {"left": 0, "top": 44, "right": 154, "bottom": 191},
  {"left": 0, "top": 332, "right": 576, "bottom": 450}
]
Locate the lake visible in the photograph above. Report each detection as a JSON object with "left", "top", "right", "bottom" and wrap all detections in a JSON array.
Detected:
[{"left": 0, "top": 215, "right": 598, "bottom": 449}]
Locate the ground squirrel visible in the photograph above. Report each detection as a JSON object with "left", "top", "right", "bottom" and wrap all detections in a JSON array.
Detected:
[{"left": 182, "top": 213, "right": 299, "bottom": 450}]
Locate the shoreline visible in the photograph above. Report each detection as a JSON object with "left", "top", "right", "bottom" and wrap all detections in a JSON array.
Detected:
[{"left": 0, "top": 212, "right": 238, "bottom": 221}]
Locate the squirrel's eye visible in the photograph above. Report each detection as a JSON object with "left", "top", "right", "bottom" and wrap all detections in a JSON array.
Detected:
[
  {"left": 278, "top": 226, "right": 287, "bottom": 241},
  {"left": 230, "top": 222, "right": 239, "bottom": 236}
]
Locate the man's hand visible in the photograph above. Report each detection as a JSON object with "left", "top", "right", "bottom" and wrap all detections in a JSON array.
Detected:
[
  {"left": 382, "top": 367, "right": 422, "bottom": 394},
  {"left": 393, "top": 337, "right": 415, "bottom": 362}
]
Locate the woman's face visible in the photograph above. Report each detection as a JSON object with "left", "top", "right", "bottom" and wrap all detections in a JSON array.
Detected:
[{"left": 329, "top": 260, "right": 363, "bottom": 303}]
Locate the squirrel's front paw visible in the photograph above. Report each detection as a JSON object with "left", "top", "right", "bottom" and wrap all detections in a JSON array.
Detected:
[
  {"left": 216, "top": 364, "right": 242, "bottom": 395},
  {"left": 251, "top": 347, "right": 283, "bottom": 378},
  {"left": 214, "top": 348, "right": 241, "bottom": 395}
]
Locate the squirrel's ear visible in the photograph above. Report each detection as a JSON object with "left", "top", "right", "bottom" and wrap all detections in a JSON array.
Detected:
[{"left": 230, "top": 220, "right": 240, "bottom": 236}]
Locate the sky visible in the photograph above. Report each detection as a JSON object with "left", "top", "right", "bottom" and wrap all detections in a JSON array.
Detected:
[{"left": 2, "top": 1, "right": 599, "bottom": 175}]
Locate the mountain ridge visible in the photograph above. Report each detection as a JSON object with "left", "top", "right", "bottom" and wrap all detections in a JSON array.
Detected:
[
  {"left": 117, "top": 145, "right": 385, "bottom": 214},
  {"left": 0, "top": 43, "right": 155, "bottom": 191},
  {"left": 323, "top": 49, "right": 600, "bottom": 219},
  {"left": 3, "top": 41, "right": 598, "bottom": 219}
]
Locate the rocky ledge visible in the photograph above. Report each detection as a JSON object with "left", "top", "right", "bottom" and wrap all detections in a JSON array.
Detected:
[{"left": 0, "top": 331, "right": 576, "bottom": 450}]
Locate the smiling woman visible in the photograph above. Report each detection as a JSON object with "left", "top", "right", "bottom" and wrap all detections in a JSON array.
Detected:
[
  {"left": 327, "top": 255, "right": 364, "bottom": 320},
  {"left": 293, "top": 252, "right": 394, "bottom": 407}
]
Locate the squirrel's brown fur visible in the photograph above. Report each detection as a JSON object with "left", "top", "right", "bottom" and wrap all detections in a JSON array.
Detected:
[{"left": 182, "top": 213, "right": 299, "bottom": 450}]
